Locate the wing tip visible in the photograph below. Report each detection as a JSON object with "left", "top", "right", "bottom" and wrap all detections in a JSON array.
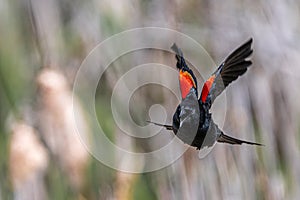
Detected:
[
  {"left": 171, "top": 43, "right": 178, "bottom": 51},
  {"left": 171, "top": 43, "right": 185, "bottom": 70},
  {"left": 243, "top": 38, "right": 253, "bottom": 49},
  {"left": 247, "top": 37, "right": 253, "bottom": 45},
  {"left": 171, "top": 43, "right": 182, "bottom": 56}
]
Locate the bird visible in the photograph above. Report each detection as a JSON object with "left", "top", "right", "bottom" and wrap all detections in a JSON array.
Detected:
[{"left": 148, "top": 38, "right": 263, "bottom": 153}]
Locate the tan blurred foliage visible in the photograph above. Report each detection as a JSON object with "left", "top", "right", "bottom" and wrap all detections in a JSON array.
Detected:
[
  {"left": 36, "top": 68, "right": 90, "bottom": 190},
  {"left": 9, "top": 122, "right": 48, "bottom": 199}
]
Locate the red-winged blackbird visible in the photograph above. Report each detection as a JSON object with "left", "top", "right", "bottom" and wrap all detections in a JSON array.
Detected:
[{"left": 148, "top": 39, "right": 263, "bottom": 152}]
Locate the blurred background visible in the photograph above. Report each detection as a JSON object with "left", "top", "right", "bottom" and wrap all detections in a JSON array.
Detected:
[{"left": 1, "top": 0, "right": 300, "bottom": 199}]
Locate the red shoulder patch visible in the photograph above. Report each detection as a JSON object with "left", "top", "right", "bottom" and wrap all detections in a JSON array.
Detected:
[
  {"left": 179, "top": 70, "right": 197, "bottom": 99},
  {"left": 201, "top": 75, "right": 215, "bottom": 102}
]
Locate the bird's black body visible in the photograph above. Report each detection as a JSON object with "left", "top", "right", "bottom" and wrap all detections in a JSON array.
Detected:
[
  {"left": 149, "top": 39, "right": 262, "bottom": 151},
  {"left": 172, "top": 101, "right": 211, "bottom": 149}
]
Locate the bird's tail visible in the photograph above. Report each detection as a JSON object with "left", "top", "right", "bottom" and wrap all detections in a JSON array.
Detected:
[
  {"left": 217, "top": 132, "right": 263, "bottom": 146},
  {"left": 146, "top": 120, "right": 173, "bottom": 130}
]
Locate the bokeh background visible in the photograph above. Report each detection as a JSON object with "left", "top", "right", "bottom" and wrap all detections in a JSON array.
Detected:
[{"left": 1, "top": 0, "right": 300, "bottom": 199}]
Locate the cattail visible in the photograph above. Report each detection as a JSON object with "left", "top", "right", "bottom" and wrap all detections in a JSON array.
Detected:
[
  {"left": 36, "top": 68, "right": 90, "bottom": 191},
  {"left": 113, "top": 128, "right": 141, "bottom": 200},
  {"left": 9, "top": 122, "right": 48, "bottom": 200},
  {"left": 114, "top": 171, "right": 138, "bottom": 200}
]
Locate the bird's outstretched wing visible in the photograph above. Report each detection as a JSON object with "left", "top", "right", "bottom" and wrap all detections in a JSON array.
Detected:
[
  {"left": 171, "top": 43, "right": 198, "bottom": 99},
  {"left": 200, "top": 38, "right": 253, "bottom": 108}
]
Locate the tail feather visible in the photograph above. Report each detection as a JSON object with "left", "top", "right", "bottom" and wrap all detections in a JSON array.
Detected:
[
  {"left": 146, "top": 120, "right": 173, "bottom": 130},
  {"left": 217, "top": 132, "right": 263, "bottom": 146}
]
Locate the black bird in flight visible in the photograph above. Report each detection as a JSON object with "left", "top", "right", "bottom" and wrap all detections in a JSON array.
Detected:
[{"left": 148, "top": 39, "right": 263, "bottom": 155}]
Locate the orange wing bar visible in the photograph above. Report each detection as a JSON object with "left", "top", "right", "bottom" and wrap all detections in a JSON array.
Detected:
[
  {"left": 201, "top": 75, "right": 215, "bottom": 102},
  {"left": 179, "top": 70, "right": 197, "bottom": 99}
]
